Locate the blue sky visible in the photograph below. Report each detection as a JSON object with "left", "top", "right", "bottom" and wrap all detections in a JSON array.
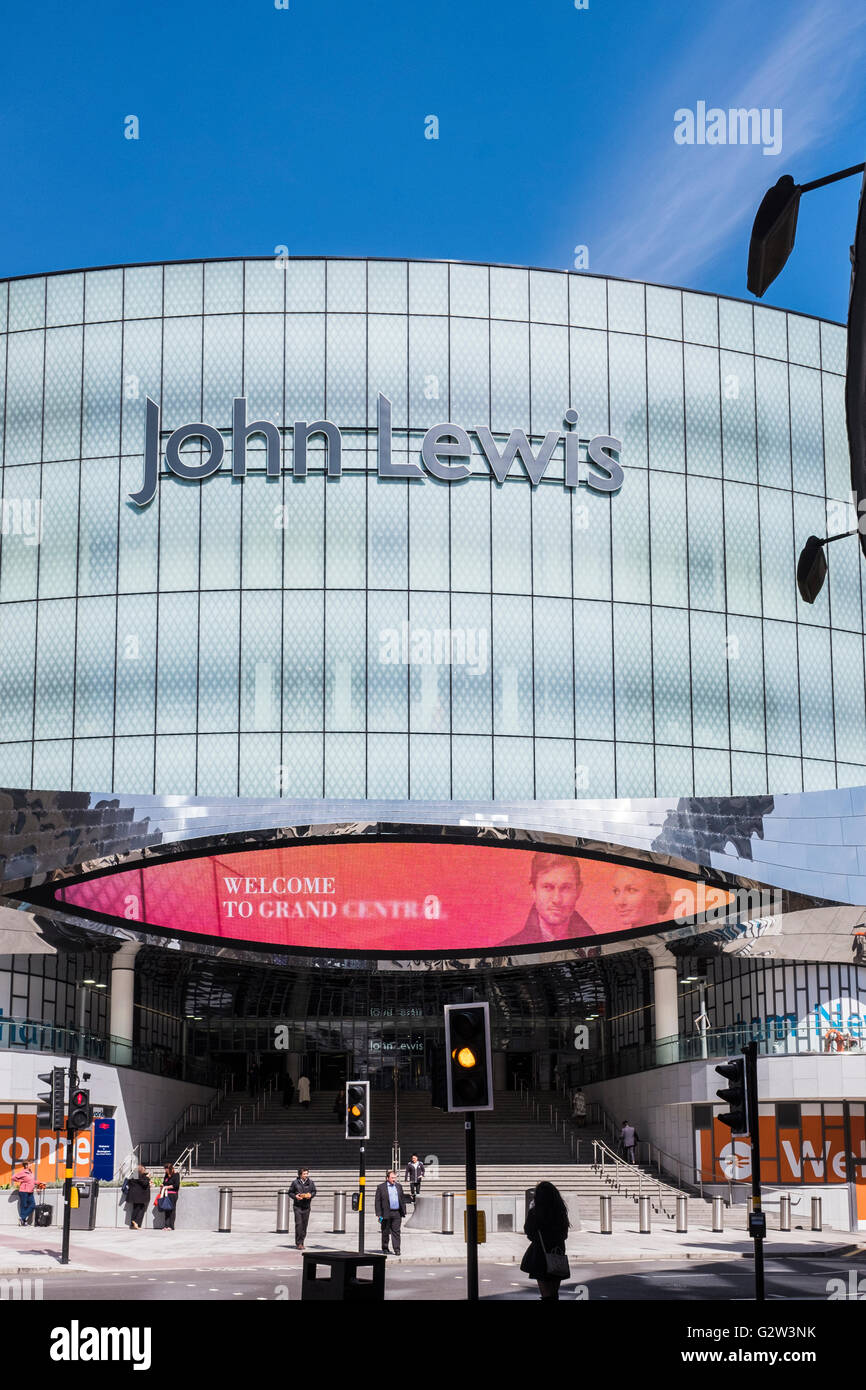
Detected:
[{"left": 1, "top": 0, "right": 865, "bottom": 321}]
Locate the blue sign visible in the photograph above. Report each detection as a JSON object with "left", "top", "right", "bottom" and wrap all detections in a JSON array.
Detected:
[{"left": 91, "top": 1117, "right": 115, "bottom": 1180}]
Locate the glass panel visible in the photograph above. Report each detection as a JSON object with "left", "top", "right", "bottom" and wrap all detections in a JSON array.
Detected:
[
  {"left": 368, "top": 478, "right": 408, "bottom": 588},
  {"left": 490, "top": 266, "right": 528, "bottom": 320},
  {"left": 243, "top": 260, "right": 286, "bottom": 314},
  {"left": 452, "top": 733, "right": 492, "bottom": 798},
  {"left": 534, "top": 596, "right": 573, "bottom": 737},
  {"left": 650, "top": 472, "right": 687, "bottom": 605},
  {"left": 284, "top": 473, "right": 324, "bottom": 588},
  {"left": 728, "top": 617, "right": 766, "bottom": 752},
  {"left": 451, "top": 478, "right": 490, "bottom": 592},
  {"left": 530, "top": 270, "right": 568, "bottom": 325},
  {"left": 327, "top": 260, "right": 366, "bottom": 312},
  {"left": 205, "top": 261, "right": 243, "bottom": 314},
  {"left": 0, "top": 464, "right": 41, "bottom": 601},
  {"left": 652, "top": 607, "right": 691, "bottom": 744},
  {"left": 124, "top": 265, "right": 163, "bottom": 319},
  {"left": 758, "top": 488, "right": 795, "bottom": 622},
  {"left": 409, "top": 262, "right": 448, "bottom": 316},
  {"left": 0, "top": 602, "right": 36, "bottom": 741},
  {"left": 609, "top": 334, "right": 646, "bottom": 467},
  {"left": 164, "top": 263, "right": 203, "bottom": 317},
  {"left": 368, "top": 262, "right": 407, "bottom": 314},
  {"left": 754, "top": 306, "right": 787, "bottom": 360},
  {"left": 535, "top": 738, "right": 576, "bottom": 798},
  {"left": 724, "top": 482, "right": 761, "bottom": 616},
  {"left": 75, "top": 596, "right": 116, "bottom": 737},
  {"left": 530, "top": 323, "right": 568, "bottom": 434},
  {"left": 832, "top": 630, "right": 866, "bottom": 766},
  {"left": 490, "top": 320, "right": 529, "bottom": 433},
  {"left": 820, "top": 322, "right": 846, "bottom": 375},
  {"left": 409, "top": 315, "right": 449, "bottom": 430},
  {"left": 113, "top": 735, "right": 155, "bottom": 792},
  {"left": 569, "top": 275, "right": 607, "bottom": 329},
  {"left": 687, "top": 476, "right": 725, "bottom": 610},
  {"left": 822, "top": 373, "right": 849, "bottom": 503},
  {"left": 655, "top": 744, "right": 693, "bottom": 796},
  {"left": 449, "top": 263, "right": 488, "bottom": 318},
  {"left": 47, "top": 273, "right": 84, "bottom": 327},
  {"left": 410, "top": 734, "right": 450, "bottom": 797},
  {"left": 119, "top": 456, "right": 159, "bottom": 593},
  {"left": 532, "top": 484, "right": 571, "bottom": 597},
  {"left": 121, "top": 319, "right": 162, "bottom": 456},
  {"left": 790, "top": 365, "right": 824, "bottom": 495},
  {"left": 787, "top": 314, "right": 819, "bottom": 368},
  {"left": 611, "top": 469, "right": 649, "bottom": 602},
  {"left": 327, "top": 314, "right": 366, "bottom": 422},
  {"left": 646, "top": 285, "right": 682, "bottom": 340},
  {"left": 492, "top": 482, "right": 531, "bottom": 593},
  {"left": 493, "top": 595, "right": 532, "bottom": 735},
  {"left": 326, "top": 473, "right": 365, "bottom": 587},
  {"left": 115, "top": 594, "right": 157, "bottom": 736},
  {"left": 720, "top": 350, "right": 757, "bottom": 483},
  {"left": 409, "top": 479, "right": 449, "bottom": 590},
  {"left": 682, "top": 292, "right": 718, "bottom": 347},
  {"left": 8, "top": 277, "right": 44, "bottom": 331},
  {"left": 493, "top": 736, "right": 533, "bottom": 798},
  {"left": 452, "top": 592, "right": 492, "bottom": 733},
  {"left": 325, "top": 590, "right": 365, "bottom": 731},
  {"left": 409, "top": 590, "right": 451, "bottom": 733},
  {"left": 573, "top": 487, "right": 611, "bottom": 601},
  {"left": 240, "top": 590, "right": 281, "bottom": 732},
  {"left": 280, "top": 732, "right": 323, "bottom": 797},
  {"left": 690, "top": 609, "right": 729, "bottom": 749},
  {"left": 616, "top": 741, "right": 654, "bottom": 797},
  {"left": 694, "top": 745, "right": 731, "bottom": 795},
  {"left": 196, "top": 733, "right": 238, "bottom": 796},
  {"left": 450, "top": 317, "right": 489, "bottom": 423},
  {"left": 240, "top": 732, "right": 282, "bottom": 796},
  {"left": 684, "top": 344, "right": 721, "bottom": 477},
  {"left": 34, "top": 599, "right": 76, "bottom": 739},
  {"left": 763, "top": 620, "right": 800, "bottom": 757},
  {"left": 155, "top": 734, "right": 196, "bottom": 795},
  {"left": 613, "top": 603, "right": 652, "bottom": 743},
  {"left": 283, "top": 591, "right": 324, "bottom": 731},
  {"left": 368, "top": 590, "right": 409, "bottom": 732},
  {"left": 647, "top": 337, "right": 684, "bottom": 472},
  {"left": 78, "top": 459, "right": 119, "bottom": 596},
  {"left": 368, "top": 733, "right": 409, "bottom": 797},
  {"left": 39, "top": 461, "right": 80, "bottom": 598},
  {"left": 569, "top": 329, "right": 608, "bottom": 442},
  {"left": 755, "top": 356, "right": 791, "bottom": 488},
  {"left": 43, "top": 326, "right": 83, "bottom": 462},
  {"left": 156, "top": 593, "right": 199, "bottom": 734},
  {"left": 608, "top": 280, "right": 644, "bottom": 334},
  {"left": 5, "top": 331, "right": 44, "bottom": 466},
  {"left": 286, "top": 314, "right": 325, "bottom": 421},
  {"left": 324, "top": 733, "right": 365, "bottom": 796},
  {"left": 85, "top": 269, "right": 123, "bottom": 323},
  {"left": 286, "top": 261, "right": 326, "bottom": 313}
]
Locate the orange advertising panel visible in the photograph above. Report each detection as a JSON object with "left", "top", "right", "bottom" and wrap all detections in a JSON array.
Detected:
[
  {"left": 0, "top": 1113, "right": 92, "bottom": 1185},
  {"left": 697, "top": 1110, "right": 866, "bottom": 1190}
]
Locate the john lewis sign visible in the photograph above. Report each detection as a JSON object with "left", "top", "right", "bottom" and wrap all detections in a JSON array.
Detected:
[{"left": 130, "top": 394, "right": 624, "bottom": 506}]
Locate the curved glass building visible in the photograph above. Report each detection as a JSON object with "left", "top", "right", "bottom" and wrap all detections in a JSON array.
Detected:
[{"left": 0, "top": 257, "right": 858, "bottom": 801}]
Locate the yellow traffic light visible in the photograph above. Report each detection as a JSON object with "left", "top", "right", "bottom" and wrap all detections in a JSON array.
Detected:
[{"left": 455, "top": 1047, "right": 476, "bottom": 1068}]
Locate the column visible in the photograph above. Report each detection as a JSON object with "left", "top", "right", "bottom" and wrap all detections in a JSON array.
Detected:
[
  {"left": 647, "top": 943, "right": 679, "bottom": 1065},
  {"left": 109, "top": 941, "right": 141, "bottom": 1067}
]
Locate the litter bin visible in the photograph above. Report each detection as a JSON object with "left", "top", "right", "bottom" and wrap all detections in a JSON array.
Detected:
[
  {"left": 301, "top": 1251, "right": 387, "bottom": 1302},
  {"left": 69, "top": 1179, "right": 99, "bottom": 1231}
]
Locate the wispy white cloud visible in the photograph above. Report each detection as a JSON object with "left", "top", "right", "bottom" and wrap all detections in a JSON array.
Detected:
[{"left": 596, "top": 0, "right": 866, "bottom": 286}]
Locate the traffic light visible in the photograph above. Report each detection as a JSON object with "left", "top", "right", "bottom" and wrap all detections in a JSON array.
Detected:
[
  {"left": 68, "top": 1087, "right": 92, "bottom": 1132},
  {"left": 714, "top": 1057, "right": 748, "bottom": 1135},
  {"left": 444, "top": 1002, "right": 493, "bottom": 1112},
  {"left": 36, "top": 1068, "right": 65, "bottom": 1130},
  {"left": 345, "top": 1081, "right": 370, "bottom": 1139}
]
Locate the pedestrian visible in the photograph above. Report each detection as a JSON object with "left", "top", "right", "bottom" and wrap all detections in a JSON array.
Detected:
[
  {"left": 126, "top": 1165, "right": 151, "bottom": 1229},
  {"left": 289, "top": 1166, "right": 316, "bottom": 1250},
  {"left": 520, "top": 1181, "right": 571, "bottom": 1300},
  {"left": 11, "top": 1161, "right": 37, "bottom": 1226},
  {"left": 156, "top": 1163, "right": 180, "bottom": 1230},
  {"left": 282, "top": 1073, "right": 295, "bottom": 1108},
  {"left": 298, "top": 1074, "right": 311, "bottom": 1109},
  {"left": 375, "top": 1170, "right": 407, "bottom": 1255},
  {"left": 404, "top": 1154, "right": 425, "bottom": 1203},
  {"left": 571, "top": 1088, "right": 587, "bottom": 1128},
  {"left": 621, "top": 1120, "right": 637, "bottom": 1164}
]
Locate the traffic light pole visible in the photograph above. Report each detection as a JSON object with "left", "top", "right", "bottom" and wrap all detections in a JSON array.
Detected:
[
  {"left": 358, "top": 1141, "right": 365, "bottom": 1255},
  {"left": 465, "top": 1112, "right": 478, "bottom": 1302},
  {"left": 59, "top": 1052, "right": 77, "bottom": 1267},
  {"left": 745, "top": 1041, "right": 764, "bottom": 1302}
]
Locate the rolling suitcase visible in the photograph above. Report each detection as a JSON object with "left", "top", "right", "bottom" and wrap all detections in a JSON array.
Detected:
[{"left": 34, "top": 1204, "right": 52, "bottom": 1227}]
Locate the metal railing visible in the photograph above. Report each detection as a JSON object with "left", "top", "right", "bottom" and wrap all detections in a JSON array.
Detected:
[{"left": 0, "top": 1012, "right": 230, "bottom": 1086}]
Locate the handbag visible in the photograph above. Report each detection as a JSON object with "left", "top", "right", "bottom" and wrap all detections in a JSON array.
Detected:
[
  {"left": 157, "top": 1192, "right": 174, "bottom": 1212},
  {"left": 537, "top": 1230, "right": 570, "bottom": 1279}
]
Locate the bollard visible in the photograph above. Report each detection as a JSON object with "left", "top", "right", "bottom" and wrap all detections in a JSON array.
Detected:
[
  {"left": 676, "top": 1194, "right": 688, "bottom": 1233},
  {"left": 811, "top": 1196, "right": 822, "bottom": 1231},
  {"left": 333, "top": 1190, "right": 347, "bottom": 1234},
  {"left": 779, "top": 1193, "right": 791, "bottom": 1231},
  {"left": 712, "top": 1196, "right": 724, "bottom": 1232},
  {"left": 639, "top": 1194, "right": 651, "bottom": 1233},
  {"left": 218, "top": 1187, "right": 233, "bottom": 1233},
  {"left": 441, "top": 1191, "right": 454, "bottom": 1235},
  {"left": 600, "top": 1193, "right": 612, "bottom": 1234},
  {"left": 276, "top": 1188, "right": 291, "bottom": 1234}
]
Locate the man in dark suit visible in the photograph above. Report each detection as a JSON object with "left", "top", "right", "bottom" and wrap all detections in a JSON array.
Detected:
[
  {"left": 500, "top": 852, "right": 594, "bottom": 947},
  {"left": 374, "top": 1170, "right": 407, "bottom": 1255}
]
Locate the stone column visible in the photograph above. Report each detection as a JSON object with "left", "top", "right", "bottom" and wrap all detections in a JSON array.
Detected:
[
  {"left": 647, "top": 943, "right": 679, "bottom": 1065},
  {"left": 109, "top": 941, "right": 141, "bottom": 1067}
]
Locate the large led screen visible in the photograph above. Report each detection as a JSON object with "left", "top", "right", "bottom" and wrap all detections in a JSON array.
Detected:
[{"left": 53, "top": 842, "right": 734, "bottom": 955}]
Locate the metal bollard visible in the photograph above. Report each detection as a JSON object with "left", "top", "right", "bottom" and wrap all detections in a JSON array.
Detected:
[
  {"left": 712, "top": 1196, "right": 724, "bottom": 1232},
  {"left": 811, "top": 1196, "right": 822, "bottom": 1231},
  {"left": 276, "top": 1188, "right": 291, "bottom": 1234},
  {"left": 676, "top": 1194, "right": 688, "bottom": 1233},
  {"left": 639, "top": 1194, "right": 651, "bottom": 1233},
  {"left": 441, "top": 1191, "right": 454, "bottom": 1235},
  {"left": 332, "top": 1190, "right": 346, "bottom": 1234},
  {"left": 600, "top": 1193, "right": 612, "bottom": 1234},
  {"left": 218, "top": 1187, "right": 233, "bottom": 1233},
  {"left": 779, "top": 1193, "right": 791, "bottom": 1231}
]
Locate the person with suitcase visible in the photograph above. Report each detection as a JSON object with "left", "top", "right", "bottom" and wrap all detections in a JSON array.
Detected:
[
  {"left": 11, "top": 1162, "right": 37, "bottom": 1226},
  {"left": 33, "top": 1188, "right": 52, "bottom": 1227}
]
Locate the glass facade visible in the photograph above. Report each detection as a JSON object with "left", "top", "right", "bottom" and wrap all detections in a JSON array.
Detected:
[{"left": 0, "top": 258, "right": 856, "bottom": 800}]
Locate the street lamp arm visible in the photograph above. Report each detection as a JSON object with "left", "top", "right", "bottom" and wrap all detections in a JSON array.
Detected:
[{"left": 799, "top": 163, "right": 865, "bottom": 196}]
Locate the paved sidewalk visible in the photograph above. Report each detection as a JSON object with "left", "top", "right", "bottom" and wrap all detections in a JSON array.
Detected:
[{"left": 0, "top": 1205, "right": 856, "bottom": 1275}]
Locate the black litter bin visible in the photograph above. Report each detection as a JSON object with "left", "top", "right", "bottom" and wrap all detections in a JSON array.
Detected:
[
  {"left": 300, "top": 1251, "right": 386, "bottom": 1302},
  {"left": 69, "top": 1179, "right": 99, "bottom": 1230}
]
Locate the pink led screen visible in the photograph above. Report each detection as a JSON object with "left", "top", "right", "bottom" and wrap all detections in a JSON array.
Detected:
[{"left": 54, "top": 842, "right": 732, "bottom": 954}]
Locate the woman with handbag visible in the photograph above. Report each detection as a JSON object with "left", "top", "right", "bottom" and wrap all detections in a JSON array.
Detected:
[
  {"left": 156, "top": 1163, "right": 180, "bottom": 1230},
  {"left": 520, "top": 1181, "right": 570, "bottom": 1300}
]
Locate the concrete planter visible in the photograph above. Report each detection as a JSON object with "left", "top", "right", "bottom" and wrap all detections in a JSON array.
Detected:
[{"left": 2, "top": 1184, "right": 221, "bottom": 1231}]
